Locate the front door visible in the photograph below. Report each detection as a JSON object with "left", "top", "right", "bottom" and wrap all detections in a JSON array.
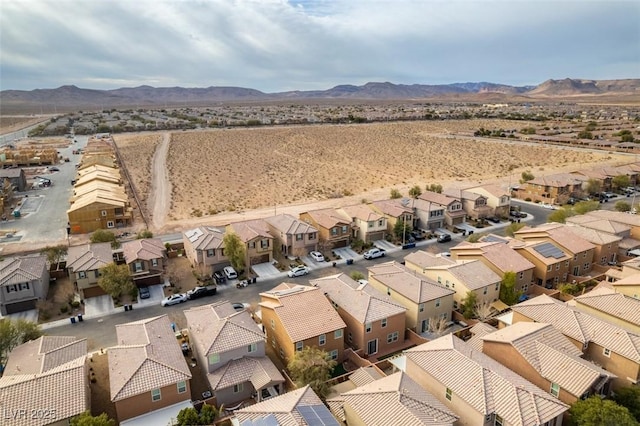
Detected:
[
  {"left": 367, "top": 339, "right": 378, "bottom": 355},
  {"left": 421, "top": 319, "right": 429, "bottom": 333},
  {"left": 573, "top": 266, "right": 579, "bottom": 275}
]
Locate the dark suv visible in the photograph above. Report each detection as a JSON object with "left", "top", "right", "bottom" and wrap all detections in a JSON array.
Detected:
[
  {"left": 437, "top": 234, "right": 452, "bottom": 243},
  {"left": 213, "top": 271, "right": 226, "bottom": 284},
  {"left": 187, "top": 286, "right": 217, "bottom": 300}
]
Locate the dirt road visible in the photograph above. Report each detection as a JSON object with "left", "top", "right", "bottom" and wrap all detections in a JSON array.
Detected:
[{"left": 149, "top": 132, "right": 171, "bottom": 231}]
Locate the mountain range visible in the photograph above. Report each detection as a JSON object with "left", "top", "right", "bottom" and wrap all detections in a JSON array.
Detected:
[{"left": 1, "top": 78, "right": 638, "bottom": 113}]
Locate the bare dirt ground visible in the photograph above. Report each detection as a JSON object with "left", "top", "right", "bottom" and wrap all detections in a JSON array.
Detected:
[
  {"left": 0, "top": 116, "right": 51, "bottom": 135},
  {"left": 114, "top": 120, "right": 628, "bottom": 234},
  {"left": 149, "top": 132, "right": 171, "bottom": 229}
]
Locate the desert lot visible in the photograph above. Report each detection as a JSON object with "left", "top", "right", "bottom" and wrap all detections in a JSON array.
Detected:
[{"left": 114, "top": 120, "right": 627, "bottom": 232}]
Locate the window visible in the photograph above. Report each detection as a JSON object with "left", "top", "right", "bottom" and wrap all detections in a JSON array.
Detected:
[
  {"left": 365, "top": 323, "right": 372, "bottom": 333},
  {"left": 208, "top": 353, "right": 220, "bottom": 364},
  {"left": 583, "top": 262, "right": 590, "bottom": 271},
  {"left": 279, "top": 347, "right": 284, "bottom": 358},
  {"left": 260, "top": 239, "right": 269, "bottom": 249},
  {"left": 583, "top": 252, "right": 587, "bottom": 258},
  {"left": 271, "top": 319, "right": 275, "bottom": 330},
  {"left": 387, "top": 331, "right": 399, "bottom": 343},
  {"left": 78, "top": 271, "right": 86, "bottom": 279},
  {"left": 272, "top": 338, "right": 276, "bottom": 348},
  {"left": 106, "top": 221, "right": 114, "bottom": 228},
  {"left": 483, "top": 287, "right": 488, "bottom": 295},
  {"left": 368, "top": 221, "right": 374, "bottom": 228},
  {"left": 308, "top": 233, "right": 316, "bottom": 240},
  {"left": 445, "top": 388, "right": 452, "bottom": 401},
  {"left": 295, "top": 233, "right": 303, "bottom": 241},
  {"left": 295, "top": 341, "right": 303, "bottom": 352},
  {"left": 249, "top": 241, "right": 256, "bottom": 249},
  {"left": 419, "top": 303, "right": 425, "bottom": 312},
  {"left": 547, "top": 265, "right": 552, "bottom": 272},
  {"left": 523, "top": 283, "right": 528, "bottom": 293},
  {"left": 248, "top": 343, "right": 257, "bottom": 353},
  {"left": 573, "top": 254, "right": 577, "bottom": 261},
  {"left": 334, "top": 329, "right": 343, "bottom": 339},
  {"left": 331, "top": 227, "right": 338, "bottom": 236},
  {"left": 435, "top": 298, "right": 441, "bottom": 308},
  {"left": 319, "top": 334, "right": 326, "bottom": 345},
  {"left": 341, "top": 225, "right": 348, "bottom": 233},
  {"left": 495, "top": 414, "right": 504, "bottom": 426},
  {"left": 206, "top": 249, "right": 215, "bottom": 257},
  {"left": 519, "top": 271, "right": 524, "bottom": 279},
  {"left": 445, "top": 280, "right": 449, "bottom": 287},
  {"left": 378, "top": 219, "right": 384, "bottom": 226},
  {"left": 101, "top": 210, "right": 107, "bottom": 217},
  {"left": 177, "top": 381, "right": 187, "bottom": 394},
  {"left": 19, "top": 283, "right": 29, "bottom": 291},
  {"left": 134, "top": 262, "right": 143, "bottom": 272},
  {"left": 151, "top": 389, "right": 161, "bottom": 402},
  {"left": 330, "top": 350, "right": 338, "bottom": 360},
  {"left": 95, "top": 270, "right": 100, "bottom": 278},
  {"left": 381, "top": 318, "right": 387, "bottom": 328},
  {"left": 221, "top": 249, "right": 225, "bottom": 256},
  {"left": 550, "top": 382, "right": 560, "bottom": 397},
  {"left": 151, "top": 258, "right": 158, "bottom": 267},
  {"left": 453, "top": 301, "right": 458, "bottom": 309},
  {"left": 233, "top": 383, "right": 243, "bottom": 393},
  {"left": 437, "top": 276, "right": 442, "bottom": 283},
  {"left": 556, "top": 263, "right": 560, "bottom": 271},
  {"left": 348, "top": 332, "right": 352, "bottom": 343},
  {"left": 603, "top": 348, "right": 611, "bottom": 357},
  {"left": 565, "top": 260, "right": 569, "bottom": 267},
  {"left": 495, "top": 283, "right": 499, "bottom": 291}
]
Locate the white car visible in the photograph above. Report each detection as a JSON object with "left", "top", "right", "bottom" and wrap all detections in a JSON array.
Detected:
[
  {"left": 288, "top": 265, "right": 310, "bottom": 277},
  {"left": 161, "top": 293, "right": 187, "bottom": 307},
  {"left": 223, "top": 266, "right": 238, "bottom": 280},
  {"left": 542, "top": 203, "right": 556, "bottom": 210},
  {"left": 309, "top": 251, "right": 325, "bottom": 262}
]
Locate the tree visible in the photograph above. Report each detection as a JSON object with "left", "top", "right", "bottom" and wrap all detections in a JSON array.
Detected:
[
  {"left": 505, "top": 222, "right": 525, "bottom": 237},
  {"left": 90, "top": 229, "right": 119, "bottom": 249},
  {"left": 408, "top": 185, "right": 422, "bottom": 198},
  {"left": 613, "top": 175, "right": 631, "bottom": 192},
  {"left": 223, "top": 232, "right": 246, "bottom": 272},
  {"left": 616, "top": 201, "right": 632, "bottom": 212},
  {"left": 427, "top": 183, "right": 443, "bottom": 193},
  {"left": 174, "top": 404, "right": 217, "bottom": 426},
  {"left": 568, "top": 396, "right": 637, "bottom": 426},
  {"left": 98, "top": 263, "right": 135, "bottom": 299},
  {"left": 350, "top": 271, "right": 365, "bottom": 281},
  {"left": 466, "top": 233, "right": 483, "bottom": 242},
  {"left": 474, "top": 301, "right": 494, "bottom": 321},
  {"left": 612, "top": 386, "right": 640, "bottom": 421},
  {"left": 390, "top": 188, "right": 402, "bottom": 199},
  {"left": 547, "top": 208, "right": 571, "bottom": 224},
  {"left": 136, "top": 229, "right": 153, "bottom": 239},
  {"left": 0, "top": 318, "right": 42, "bottom": 366},
  {"left": 574, "top": 200, "right": 600, "bottom": 215},
  {"left": 460, "top": 291, "right": 478, "bottom": 319},
  {"left": 585, "top": 178, "right": 602, "bottom": 196},
  {"left": 70, "top": 411, "right": 115, "bottom": 426},
  {"left": 393, "top": 218, "right": 412, "bottom": 241},
  {"left": 41, "top": 244, "right": 67, "bottom": 270},
  {"left": 427, "top": 316, "right": 448, "bottom": 336},
  {"left": 287, "top": 346, "right": 336, "bottom": 399},
  {"left": 577, "top": 130, "right": 593, "bottom": 140},
  {"left": 499, "top": 271, "right": 521, "bottom": 306},
  {"left": 520, "top": 171, "right": 534, "bottom": 184}
]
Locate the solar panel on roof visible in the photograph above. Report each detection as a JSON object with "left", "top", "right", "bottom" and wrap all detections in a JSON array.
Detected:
[
  {"left": 298, "top": 405, "right": 340, "bottom": 426},
  {"left": 533, "top": 242, "right": 565, "bottom": 259}
]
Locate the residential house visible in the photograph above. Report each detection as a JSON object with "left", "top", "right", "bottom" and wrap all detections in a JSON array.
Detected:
[
  {"left": 480, "top": 322, "right": 616, "bottom": 405},
  {"left": 516, "top": 172, "right": 585, "bottom": 204},
  {"left": 510, "top": 240, "right": 572, "bottom": 289},
  {"left": 338, "top": 204, "right": 386, "bottom": 243},
  {"left": 404, "top": 334, "right": 569, "bottom": 426},
  {"left": 404, "top": 251, "right": 502, "bottom": 308},
  {"left": 608, "top": 273, "right": 640, "bottom": 299},
  {"left": 327, "top": 371, "right": 458, "bottom": 426},
  {"left": 369, "top": 199, "right": 414, "bottom": 239},
  {"left": 444, "top": 188, "right": 492, "bottom": 220},
  {"left": 227, "top": 219, "right": 274, "bottom": 267},
  {"left": 584, "top": 210, "right": 640, "bottom": 240},
  {"left": 367, "top": 261, "right": 455, "bottom": 334},
  {"left": 264, "top": 213, "right": 318, "bottom": 257},
  {"left": 514, "top": 223, "right": 596, "bottom": 278},
  {"left": 235, "top": 385, "right": 338, "bottom": 426},
  {"left": 122, "top": 238, "right": 166, "bottom": 287},
  {"left": 300, "top": 208, "right": 351, "bottom": 249},
  {"left": 67, "top": 190, "right": 133, "bottom": 234},
  {"left": 109, "top": 315, "right": 192, "bottom": 422},
  {"left": 0, "top": 336, "right": 90, "bottom": 426},
  {"left": 418, "top": 191, "right": 466, "bottom": 228},
  {"left": 464, "top": 184, "right": 512, "bottom": 217},
  {"left": 510, "top": 294, "right": 640, "bottom": 390},
  {"left": 66, "top": 242, "right": 113, "bottom": 299},
  {"left": 411, "top": 197, "right": 446, "bottom": 231},
  {"left": 259, "top": 284, "right": 347, "bottom": 363},
  {"left": 74, "top": 165, "right": 122, "bottom": 188},
  {"left": 182, "top": 226, "right": 229, "bottom": 274},
  {"left": 573, "top": 168, "right": 615, "bottom": 192},
  {"left": 563, "top": 224, "right": 621, "bottom": 265},
  {"left": 185, "top": 301, "right": 284, "bottom": 408},
  {"left": 0, "top": 167, "right": 27, "bottom": 192},
  {"left": 0, "top": 255, "right": 49, "bottom": 316},
  {"left": 310, "top": 273, "right": 407, "bottom": 359},
  {"left": 450, "top": 240, "right": 535, "bottom": 296},
  {"left": 568, "top": 286, "right": 640, "bottom": 333}
]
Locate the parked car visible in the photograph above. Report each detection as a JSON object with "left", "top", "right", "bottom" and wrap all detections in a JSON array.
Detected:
[
  {"left": 213, "top": 271, "right": 226, "bottom": 284},
  {"left": 309, "top": 251, "right": 325, "bottom": 262},
  {"left": 223, "top": 266, "right": 238, "bottom": 280},
  {"left": 542, "top": 203, "right": 556, "bottom": 210},
  {"left": 288, "top": 265, "right": 310, "bottom": 277},
  {"left": 487, "top": 216, "right": 501, "bottom": 223},
  {"left": 411, "top": 231, "right": 426, "bottom": 241},
  {"left": 48, "top": 166, "right": 60, "bottom": 172},
  {"left": 231, "top": 302, "right": 250, "bottom": 311},
  {"left": 187, "top": 285, "right": 217, "bottom": 300},
  {"left": 161, "top": 293, "right": 187, "bottom": 307},
  {"left": 139, "top": 286, "right": 151, "bottom": 299},
  {"left": 363, "top": 248, "right": 386, "bottom": 259},
  {"left": 437, "top": 234, "right": 452, "bottom": 243}
]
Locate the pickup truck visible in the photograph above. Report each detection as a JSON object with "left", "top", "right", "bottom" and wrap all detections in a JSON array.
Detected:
[{"left": 363, "top": 248, "right": 386, "bottom": 260}]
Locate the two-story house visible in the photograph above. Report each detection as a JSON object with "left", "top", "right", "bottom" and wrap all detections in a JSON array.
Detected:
[
  {"left": 450, "top": 240, "right": 535, "bottom": 296},
  {"left": 573, "top": 168, "right": 615, "bottom": 192},
  {"left": 122, "top": 238, "right": 166, "bottom": 287},
  {"left": 66, "top": 242, "right": 113, "bottom": 299},
  {"left": 404, "top": 251, "right": 502, "bottom": 308},
  {"left": 259, "top": 284, "right": 347, "bottom": 363},
  {"left": 227, "top": 219, "right": 274, "bottom": 267},
  {"left": 300, "top": 208, "right": 351, "bottom": 249},
  {"left": 108, "top": 315, "right": 192, "bottom": 422},
  {"left": 464, "top": 184, "right": 511, "bottom": 218},
  {"left": 185, "top": 301, "right": 285, "bottom": 408},
  {"left": 516, "top": 172, "right": 585, "bottom": 204},
  {"left": 444, "top": 188, "right": 492, "bottom": 220},
  {"left": 338, "top": 204, "right": 386, "bottom": 243},
  {"left": 480, "top": 322, "right": 616, "bottom": 405},
  {"left": 182, "top": 226, "right": 229, "bottom": 274},
  {"left": 411, "top": 198, "right": 446, "bottom": 231},
  {"left": 369, "top": 199, "right": 414, "bottom": 237},
  {"left": 310, "top": 273, "right": 407, "bottom": 359},
  {"left": 367, "top": 261, "right": 455, "bottom": 334},
  {"left": 564, "top": 225, "right": 621, "bottom": 266},
  {"left": 418, "top": 191, "right": 466, "bottom": 228},
  {"left": 0, "top": 254, "right": 49, "bottom": 315},
  {"left": 403, "top": 335, "right": 569, "bottom": 426},
  {"left": 510, "top": 240, "right": 572, "bottom": 289},
  {"left": 264, "top": 213, "right": 318, "bottom": 257},
  {"left": 568, "top": 286, "right": 640, "bottom": 334}
]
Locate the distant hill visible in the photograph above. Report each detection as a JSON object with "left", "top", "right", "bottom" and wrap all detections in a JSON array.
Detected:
[{"left": 1, "top": 78, "right": 638, "bottom": 113}]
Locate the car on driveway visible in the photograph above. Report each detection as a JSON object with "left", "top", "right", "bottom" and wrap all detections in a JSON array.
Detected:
[
  {"left": 437, "top": 234, "right": 452, "bottom": 243},
  {"left": 187, "top": 285, "right": 217, "bottom": 300},
  {"left": 223, "top": 266, "right": 238, "bottom": 280},
  {"left": 139, "top": 286, "right": 151, "bottom": 299},
  {"left": 213, "top": 271, "right": 226, "bottom": 284},
  {"left": 363, "top": 248, "right": 386, "bottom": 259},
  {"left": 288, "top": 265, "right": 310, "bottom": 277},
  {"left": 161, "top": 293, "right": 187, "bottom": 307},
  {"left": 232, "top": 302, "right": 250, "bottom": 311},
  {"left": 309, "top": 251, "right": 325, "bottom": 262}
]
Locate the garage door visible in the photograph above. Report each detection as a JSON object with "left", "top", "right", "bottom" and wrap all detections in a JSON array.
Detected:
[
  {"left": 251, "top": 253, "right": 270, "bottom": 265},
  {"left": 332, "top": 239, "right": 348, "bottom": 249},
  {"left": 5, "top": 299, "right": 37, "bottom": 314},
  {"left": 83, "top": 286, "right": 107, "bottom": 298}
]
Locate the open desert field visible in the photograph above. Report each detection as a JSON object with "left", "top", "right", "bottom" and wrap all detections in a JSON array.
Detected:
[
  {"left": 114, "top": 120, "right": 628, "bottom": 232},
  {"left": 0, "top": 115, "right": 51, "bottom": 135}
]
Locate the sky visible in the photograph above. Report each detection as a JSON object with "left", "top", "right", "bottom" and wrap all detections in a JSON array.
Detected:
[{"left": 1, "top": 0, "right": 638, "bottom": 92}]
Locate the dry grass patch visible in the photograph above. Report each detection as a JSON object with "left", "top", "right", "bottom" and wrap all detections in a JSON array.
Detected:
[{"left": 113, "top": 133, "right": 162, "bottom": 209}]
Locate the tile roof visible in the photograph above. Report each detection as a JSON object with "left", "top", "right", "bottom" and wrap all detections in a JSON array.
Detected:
[
  {"left": 235, "top": 385, "right": 327, "bottom": 426},
  {"left": 367, "top": 261, "right": 455, "bottom": 303},
  {"left": 327, "top": 371, "right": 458, "bottom": 426},
  {"left": 512, "top": 241, "right": 571, "bottom": 265},
  {"left": 611, "top": 273, "right": 640, "bottom": 286},
  {"left": 339, "top": 204, "right": 384, "bottom": 222},
  {"left": 618, "top": 237, "right": 640, "bottom": 250},
  {"left": 122, "top": 237, "right": 165, "bottom": 263},
  {"left": 418, "top": 191, "right": 460, "bottom": 206},
  {"left": 371, "top": 199, "right": 414, "bottom": 218},
  {"left": 259, "top": 284, "right": 346, "bottom": 342},
  {"left": 512, "top": 295, "right": 640, "bottom": 362},
  {"left": 67, "top": 192, "right": 127, "bottom": 211},
  {"left": 183, "top": 226, "right": 225, "bottom": 250},
  {"left": 404, "top": 251, "right": 455, "bottom": 269},
  {"left": 0, "top": 255, "right": 47, "bottom": 286},
  {"left": 185, "top": 301, "right": 264, "bottom": 356},
  {"left": 109, "top": 315, "right": 191, "bottom": 402},
  {"left": 265, "top": 214, "right": 318, "bottom": 235},
  {"left": 411, "top": 198, "right": 445, "bottom": 213},
  {"left": 466, "top": 184, "right": 510, "bottom": 198},
  {"left": 566, "top": 215, "right": 631, "bottom": 235},
  {"left": 405, "top": 334, "right": 569, "bottom": 425},
  {"left": 563, "top": 225, "right": 622, "bottom": 245},
  {"left": 0, "top": 337, "right": 88, "bottom": 426},
  {"left": 231, "top": 219, "right": 274, "bottom": 243},
  {"left": 481, "top": 322, "right": 615, "bottom": 397},
  {"left": 301, "top": 208, "right": 350, "bottom": 229},
  {"left": 444, "top": 188, "right": 486, "bottom": 202},
  {"left": 347, "top": 366, "right": 385, "bottom": 387},
  {"left": 514, "top": 224, "right": 596, "bottom": 254},
  {"left": 0, "top": 168, "right": 23, "bottom": 178},
  {"left": 466, "top": 322, "right": 497, "bottom": 352},
  {"left": 586, "top": 210, "right": 640, "bottom": 227},
  {"left": 453, "top": 241, "right": 535, "bottom": 273},
  {"left": 207, "top": 356, "right": 284, "bottom": 391},
  {"left": 570, "top": 286, "right": 640, "bottom": 328},
  {"left": 528, "top": 173, "right": 584, "bottom": 188},
  {"left": 309, "top": 273, "right": 406, "bottom": 323}
]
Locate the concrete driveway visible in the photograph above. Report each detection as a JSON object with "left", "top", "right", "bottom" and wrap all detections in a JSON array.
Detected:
[
  {"left": 84, "top": 295, "right": 115, "bottom": 318},
  {"left": 137, "top": 284, "right": 165, "bottom": 308},
  {"left": 333, "top": 247, "right": 359, "bottom": 260},
  {"left": 251, "top": 262, "right": 281, "bottom": 279},
  {"left": 373, "top": 239, "right": 397, "bottom": 251},
  {"left": 0, "top": 308, "right": 38, "bottom": 323}
]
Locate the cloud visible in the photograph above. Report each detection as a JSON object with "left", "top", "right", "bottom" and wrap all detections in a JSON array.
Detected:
[{"left": 1, "top": 0, "right": 638, "bottom": 91}]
